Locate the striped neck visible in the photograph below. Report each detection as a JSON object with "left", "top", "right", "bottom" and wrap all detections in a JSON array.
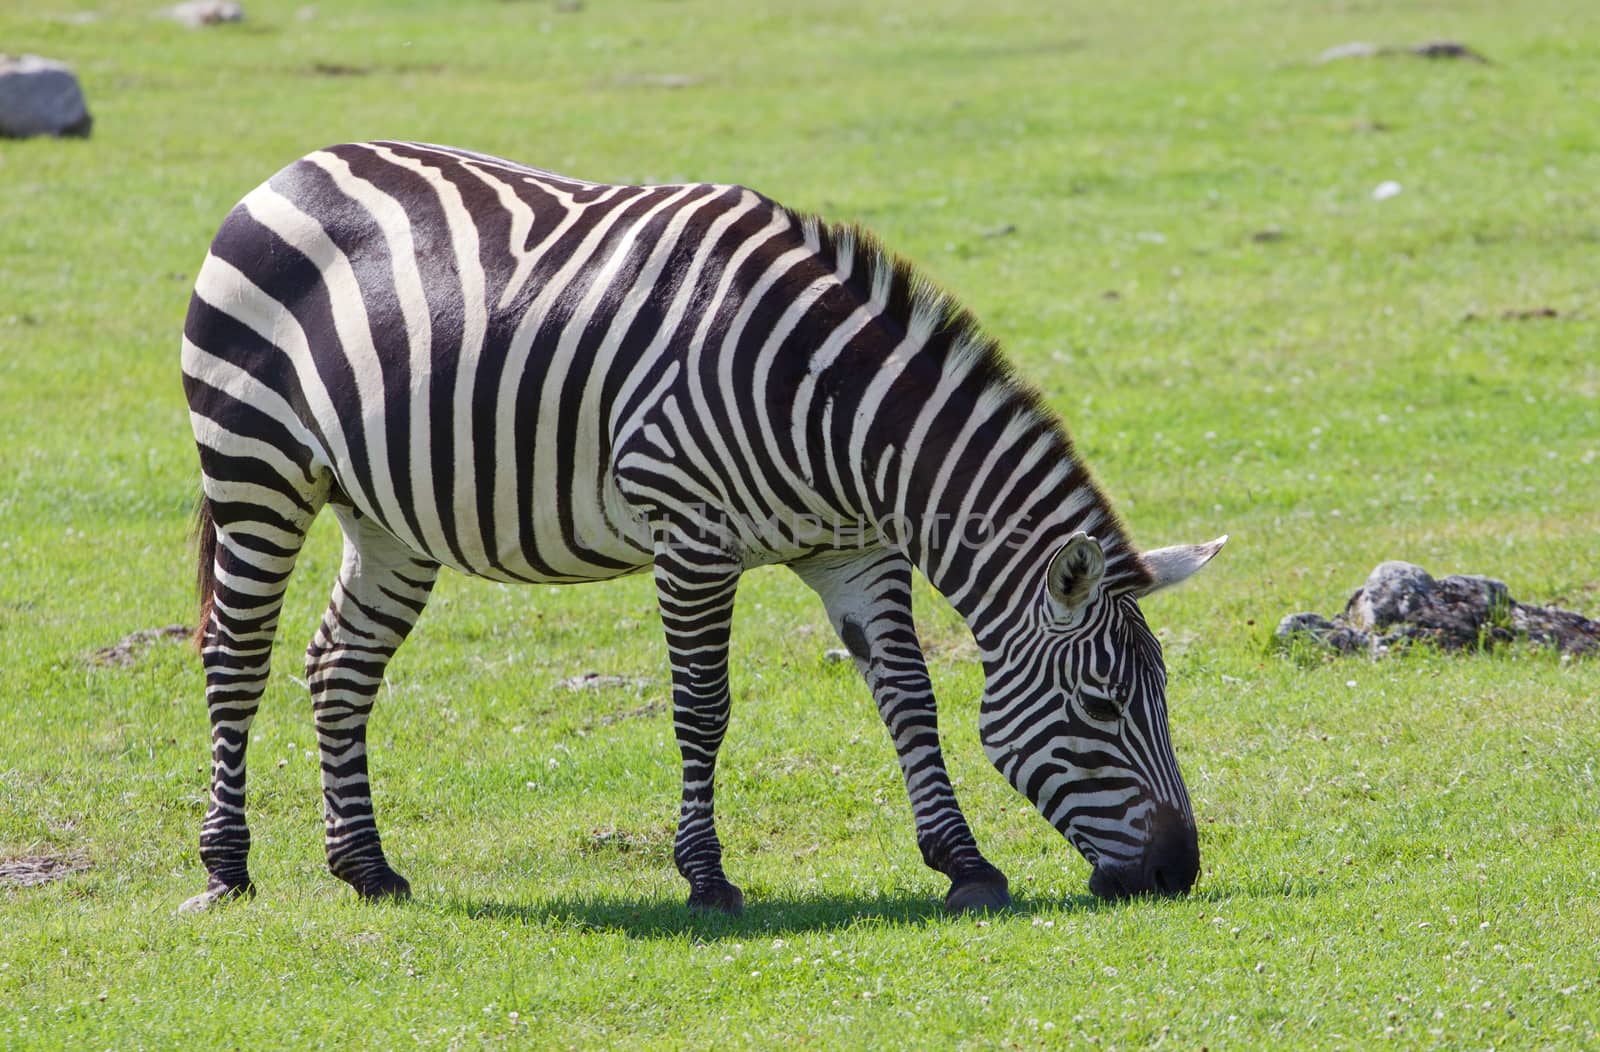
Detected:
[
  {"left": 787, "top": 215, "right": 1149, "bottom": 637},
  {"left": 871, "top": 373, "right": 1147, "bottom": 640}
]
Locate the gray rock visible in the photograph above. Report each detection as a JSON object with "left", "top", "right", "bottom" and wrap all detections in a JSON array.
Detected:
[
  {"left": 1512, "top": 602, "right": 1600, "bottom": 656},
  {"left": 1348, "top": 564, "right": 1515, "bottom": 652},
  {"left": 167, "top": 1, "right": 244, "bottom": 27},
  {"left": 1279, "top": 561, "right": 1597, "bottom": 658},
  {"left": 0, "top": 54, "right": 92, "bottom": 139},
  {"left": 1274, "top": 612, "right": 1366, "bottom": 654},
  {"left": 1351, "top": 560, "right": 1437, "bottom": 630}
]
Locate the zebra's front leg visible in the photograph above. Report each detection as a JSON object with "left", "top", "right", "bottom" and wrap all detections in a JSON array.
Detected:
[
  {"left": 792, "top": 550, "right": 1011, "bottom": 913},
  {"left": 305, "top": 510, "right": 438, "bottom": 901},
  {"left": 652, "top": 542, "right": 744, "bottom": 913}
]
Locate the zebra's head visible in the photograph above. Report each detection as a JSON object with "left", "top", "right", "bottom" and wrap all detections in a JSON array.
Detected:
[{"left": 980, "top": 531, "right": 1226, "bottom": 900}]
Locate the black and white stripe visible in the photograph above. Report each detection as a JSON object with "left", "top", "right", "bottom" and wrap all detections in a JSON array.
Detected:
[{"left": 180, "top": 141, "right": 1225, "bottom": 913}]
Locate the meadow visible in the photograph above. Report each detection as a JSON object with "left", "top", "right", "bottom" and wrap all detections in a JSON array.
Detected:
[{"left": 2, "top": 0, "right": 1597, "bottom": 1047}]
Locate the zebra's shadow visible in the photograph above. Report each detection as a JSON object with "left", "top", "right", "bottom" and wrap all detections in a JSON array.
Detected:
[
  {"left": 435, "top": 892, "right": 1077, "bottom": 939},
  {"left": 429, "top": 882, "right": 1304, "bottom": 940}
]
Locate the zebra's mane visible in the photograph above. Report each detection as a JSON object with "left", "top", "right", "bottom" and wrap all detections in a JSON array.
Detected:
[{"left": 789, "top": 209, "right": 1154, "bottom": 592}]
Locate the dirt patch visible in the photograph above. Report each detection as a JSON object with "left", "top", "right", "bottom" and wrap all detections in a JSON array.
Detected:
[
  {"left": 1462, "top": 307, "right": 1564, "bottom": 323},
  {"left": 0, "top": 853, "right": 90, "bottom": 888},
  {"left": 609, "top": 73, "right": 704, "bottom": 90},
  {"left": 89, "top": 624, "right": 189, "bottom": 666},
  {"left": 590, "top": 699, "right": 664, "bottom": 727},
  {"left": 558, "top": 672, "right": 652, "bottom": 693},
  {"left": 577, "top": 825, "right": 672, "bottom": 860},
  {"left": 309, "top": 61, "right": 370, "bottom": 76},
  {"left": 1318, "top": 39, "right": 1489, "bottom": 64}
]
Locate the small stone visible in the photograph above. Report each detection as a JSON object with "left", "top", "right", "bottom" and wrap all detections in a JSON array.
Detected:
[
  {"left": 822, "top": 648, "right": 853, "bottom": 664},
  {"left": 1274, "top": 612, "right": 1367, "bottom": 654},
  {"left": 1409, "top": 40, "right": 1488, "bottom": 63},
  {"left": 167, "top": 1, "right": 244, "bottom": 27},
  {"left": 1318, "top": 42, "right": 1386, "bottom": 63},
  {"left": 1372, "top": 180, "right": 1403, "bottom": 201},
  {"left": 0, "top": 54, "right": 93, "bottom": 139}
]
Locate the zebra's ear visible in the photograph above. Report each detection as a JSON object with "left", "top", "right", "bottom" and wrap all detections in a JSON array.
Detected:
[
  {"left": 1134, "top": 535, "right": 1228, "bottom": 597},
  {"left": 1045, "top": 532, "right": 1106, "bottom": 617}
]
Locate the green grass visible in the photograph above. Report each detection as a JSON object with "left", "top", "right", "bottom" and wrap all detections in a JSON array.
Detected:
[{"left": 3, "top": 0, "right": 1598, "bottom": 1047}]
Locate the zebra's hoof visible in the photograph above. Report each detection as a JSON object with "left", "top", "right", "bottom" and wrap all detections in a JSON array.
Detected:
[
  {"left": 687, "top": 881, "right": 744, "bottom": 915},
  {"left": 945, "top": 873, "right": 1011, "bottom": 914},
  {"left": 350, "top": 869, "right": 413, "bottom": 902},
  {"left": 177, "top": 878, "right": 255, "bottom": 914}
]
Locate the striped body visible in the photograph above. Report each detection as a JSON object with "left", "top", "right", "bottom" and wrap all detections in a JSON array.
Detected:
[{"left": 181, "top": 141, "right": 1224, "bottom": 913}]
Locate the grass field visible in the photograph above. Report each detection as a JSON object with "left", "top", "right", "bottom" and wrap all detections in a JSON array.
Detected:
[{"left": 2, "top": 0, "right": 1598, "bottom": 1047}]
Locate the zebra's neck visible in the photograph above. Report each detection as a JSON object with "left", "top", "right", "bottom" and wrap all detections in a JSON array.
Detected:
[
  {"left": 869, "top": 366, "right": 1146, "bottom": 640},
  {"left": 790, "top": 216, "right": 1148, "bottom": 636}
]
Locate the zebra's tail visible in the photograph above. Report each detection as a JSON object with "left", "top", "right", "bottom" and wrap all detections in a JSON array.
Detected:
[{"left": 193, "top": 492, "right": 217, "bottom": 653}]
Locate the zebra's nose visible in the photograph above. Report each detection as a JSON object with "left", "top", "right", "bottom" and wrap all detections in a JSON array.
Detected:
[
  {"left": 1145, "top": 802, "right": 1200, "bottom": 895},
  {"left": 1087, "top": 803, "right": 1199, "bottom": 900}
]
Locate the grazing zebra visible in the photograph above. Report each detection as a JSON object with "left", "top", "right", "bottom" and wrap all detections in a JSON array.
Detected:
[{"left": 179, "top": 141, "right": 1225, "bottom": 915}]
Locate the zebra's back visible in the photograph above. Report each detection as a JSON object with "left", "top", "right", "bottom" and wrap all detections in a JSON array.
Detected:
[{"left": 182, "top": 141, "right": 819, "bottom": 584}]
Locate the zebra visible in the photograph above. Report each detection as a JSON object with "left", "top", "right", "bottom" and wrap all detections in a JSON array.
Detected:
[{"left": 179, "top": 140, "right": 1225, "bottom": 915}]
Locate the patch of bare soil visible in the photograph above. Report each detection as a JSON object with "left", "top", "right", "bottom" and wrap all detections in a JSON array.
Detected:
[
  {"left": 89, "top": 624, "right": 189, "bottom": 666},
  {"left": 0, "top": 853, "right": 90, "bottom": 889}
]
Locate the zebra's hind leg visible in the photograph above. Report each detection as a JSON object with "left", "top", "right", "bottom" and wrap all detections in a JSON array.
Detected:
[
  {"left": 181, "top": 504, "right": 315, "bottom": 913},
  {"left": 791, "top": 549, "right": 1011, "bottom": 914},
  {"left": 306, "top": 508, "right": 439, "bottom": 901},
  {"left": 652, "top": 540, "right": 745, "bottom": 913}
]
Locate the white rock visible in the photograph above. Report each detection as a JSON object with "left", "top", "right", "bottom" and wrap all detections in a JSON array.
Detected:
[
  {"left": 1318, "top": 41, "right": 1384, "bottom": 63},
  {"left": 1371, "top": 180, "right": 1403, "bottom": 201},
  {"left": 167, "top": 1, "right": 244, "bottom": 27},
  {"left": 0, "top": 54, "right": 92, "bottom": 138}
]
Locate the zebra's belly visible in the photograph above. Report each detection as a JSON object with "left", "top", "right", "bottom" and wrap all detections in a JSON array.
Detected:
[
  {"left": 338, "top": 448, "right": 657, "bottom": 586},
  {"left": 310, "top": 383, "right": 651, "bottom": 583}
]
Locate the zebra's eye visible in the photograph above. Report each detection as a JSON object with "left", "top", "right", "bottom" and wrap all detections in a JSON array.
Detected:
[{"left": 1077, "top": 683, "right": 1123, "bottom": 723}]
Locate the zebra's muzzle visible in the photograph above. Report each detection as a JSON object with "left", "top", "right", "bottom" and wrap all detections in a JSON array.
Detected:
[{"left": 1086, "top": 803, "right": 1199, "bottom": 900}]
